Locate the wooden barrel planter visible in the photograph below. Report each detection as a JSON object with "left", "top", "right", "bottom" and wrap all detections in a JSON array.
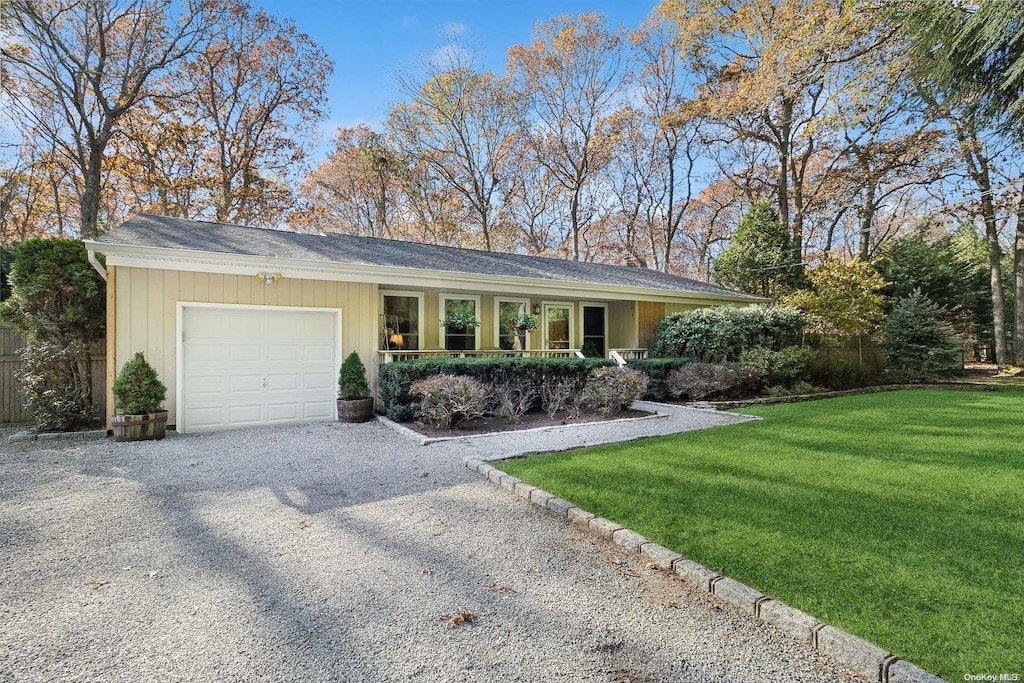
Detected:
[
  {"left": 112, "top": 410, "right": 168, "bottom": 442},
  {"left": 337, "top": 398, "right": 374, "bottom": 423}
]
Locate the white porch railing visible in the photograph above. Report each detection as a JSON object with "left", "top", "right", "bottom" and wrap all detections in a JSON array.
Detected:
[
  {"left": 610, "top": 348, "right": 649, "bottom": 363},
  {"left": 378, "top": 348, "right": 585, "bottom": 363}
]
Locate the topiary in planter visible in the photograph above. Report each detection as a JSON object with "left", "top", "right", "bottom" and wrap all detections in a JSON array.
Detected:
[
  {"left": 112, "top": 352, "right": 168, "bottom": 441},
  {"left": 337, "top": 351, "right": 373, "bottom": 423}
]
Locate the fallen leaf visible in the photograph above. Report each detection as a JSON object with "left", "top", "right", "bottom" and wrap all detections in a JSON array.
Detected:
[
  {"left": 147, "top": 570, "right": 158, "bottom": 579},
  {"left": 485, "top": 582, "right": 516, "bottom": 593},
  {"left": 609, "top": 556, "right": 623, "bottom": 565},
  {"left": 88, "top": 580, "right": 108, "bottom": 589},
  {"left": 436, "top": 519, "right": 447, "bottom": 526},
  {"left": 440, "top": 611, "right": 478, "bottom": 628},
  {"left": 662, "top": 600, "right": 680, "bottom": 609},
  {"left": 421, "top": 565, "right": 432, "bottom": 575},
  {"left": 615, "top": 566, "right": 640, "bottom": 579},
  {"left": 297, "top": 520, "right": 311, "bottom": 530}
]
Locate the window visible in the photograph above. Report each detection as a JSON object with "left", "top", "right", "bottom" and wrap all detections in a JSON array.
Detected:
[
  {"left": 440, "top": 294, "right": 481, "bottom": 351},
  {"left": 582, "top": 304, "right": 607, "bottom": 357},
  {"left": 495, "top": 298, "right": 531, "bottom": 351},
  {"left": 380, "top": 291, "right": 423, "bottom": 350},
  {"left": 543, "top": 302, "right": 573, "bottom": 350}
]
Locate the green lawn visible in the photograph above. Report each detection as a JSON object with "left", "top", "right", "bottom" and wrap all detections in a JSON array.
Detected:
[{"left": 500, "top": 389, "right": 1024, "bottom": 680}]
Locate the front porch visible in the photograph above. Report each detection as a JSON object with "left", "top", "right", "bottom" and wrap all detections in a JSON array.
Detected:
[{"left": 377, "top": 287, "right": 655, "bottom": 367}]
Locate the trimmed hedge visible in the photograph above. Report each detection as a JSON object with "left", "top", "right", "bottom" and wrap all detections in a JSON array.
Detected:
[
  {"left": 626, "top": 357, "right": 691, "bottom": 400},
  {"left": 379, "top": 357, "right": 615, "bottom": 422},
  {"left": 654, "top": 304, "right": 807, "bottom": 361}
]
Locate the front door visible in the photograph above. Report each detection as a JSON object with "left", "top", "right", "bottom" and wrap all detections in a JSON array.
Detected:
[{"left": 544, "top": 303, "right": 572, "bottom": 350}]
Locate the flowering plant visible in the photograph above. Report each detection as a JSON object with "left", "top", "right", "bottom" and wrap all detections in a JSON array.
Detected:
[
  {"left": 506, "top": 313, "right": 537, "bottom": 332},
  {"left": 441, "top": 310, "right": 481, "bottom": 331}
]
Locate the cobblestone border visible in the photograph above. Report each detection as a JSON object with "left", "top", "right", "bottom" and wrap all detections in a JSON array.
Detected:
[
  {"left": 8, "top": 428, "right": 108, "bottom": 444},
  {"left": 376, "top": 410, "right": 668, "bottom": 446},
  {"left": 705, "top": 383, "right": 996, "bottom": 410},
  {"left": 464, "top": 457, "right": 947, "bottom": 683}
]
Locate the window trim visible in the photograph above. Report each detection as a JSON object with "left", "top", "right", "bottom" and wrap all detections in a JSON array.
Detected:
[
  {"left": 542, "top": 301, "right": 575, "bottom": 350},
  {"left": 494, "top": 297, "right": 532, "bottom": 351},
  {"left": 439, "top": 293, "right": 482, "bottom": 351},
  {"left": 380, "top": 289, "right": 425, "bottom": 351}
]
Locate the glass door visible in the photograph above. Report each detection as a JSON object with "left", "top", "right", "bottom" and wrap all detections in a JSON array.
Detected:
[
  {"left": 582, "top": 305, "right": 607, "bottom": 358},
  {"left": 544, "top": 303, "right": 572, "bottom": 350}
]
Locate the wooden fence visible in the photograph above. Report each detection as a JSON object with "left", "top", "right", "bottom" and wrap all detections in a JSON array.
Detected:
[{"left": 0, "top": 325, "right": 106, "bottom": 424}]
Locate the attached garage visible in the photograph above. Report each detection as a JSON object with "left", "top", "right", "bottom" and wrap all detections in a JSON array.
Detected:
[{"left": 178, "top": 305, "right": 340, "bottom": 433}]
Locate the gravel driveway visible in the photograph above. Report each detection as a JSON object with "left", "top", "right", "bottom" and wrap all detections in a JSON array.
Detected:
[{"left": 1, "top": 414, "right": 858, "bottom": 683}]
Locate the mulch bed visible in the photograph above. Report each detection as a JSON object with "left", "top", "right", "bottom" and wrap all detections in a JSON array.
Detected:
[{"left": 402, "top": 408, "right": 654, "bottom": 439}]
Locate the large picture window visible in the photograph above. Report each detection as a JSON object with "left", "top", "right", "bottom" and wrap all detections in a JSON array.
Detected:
[
  {"left": 440, "top": 294, "right": 481, "bottom": 351},
  {"left": 496, "top": 298, "right": 531, "bottom": 351},
  {"left": 381, "top": 291, "right": 422, "bottom": 350}
]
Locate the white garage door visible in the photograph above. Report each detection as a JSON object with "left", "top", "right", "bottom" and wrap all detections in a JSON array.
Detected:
[{"left": 180, "top": 306, "right": 338, "bottom": 433}]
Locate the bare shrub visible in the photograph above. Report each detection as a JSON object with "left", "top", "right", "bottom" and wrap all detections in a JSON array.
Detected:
[
  {"left": 664, "top": 362, "right": 763, "bottom": 401},
  {"left": 491, "top": 377, "right": 537, "bottom": 423},
  {"left": 581, "top": 366, "right": 649, "bottom": 416},
  {"left": 539, "top": 376, "right": 581, "bottom": 418},
  {"left": 410, "top": 374, "right": 490, "bottom": 429}
]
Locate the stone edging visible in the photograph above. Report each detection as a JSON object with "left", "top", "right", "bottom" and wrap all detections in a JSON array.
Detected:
[
  {"left": 376, "top": 410, "right": 669, "bottom": 446},
  {"left": 705, "top": 383, "right": 996, "bottom": 409},
  {"left": 8, "top": 428, "right": 108, "bottom": 444},
  {"left": 463, "top": 457, "right": 947, "bottom": 683}
]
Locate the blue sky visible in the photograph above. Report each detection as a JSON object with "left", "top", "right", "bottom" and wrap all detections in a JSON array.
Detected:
[{"left": 252, "top": 0, "right": 660, "bottom": 160}]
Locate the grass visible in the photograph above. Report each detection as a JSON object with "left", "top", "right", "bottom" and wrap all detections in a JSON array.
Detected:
[{"left": 500, "top": 388, "right": 1024, "bottom": 680}]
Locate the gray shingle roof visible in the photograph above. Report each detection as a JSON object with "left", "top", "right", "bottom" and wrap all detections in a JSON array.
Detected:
[{"left": 93, "top": 214, "right": 761, "bottom": 300}]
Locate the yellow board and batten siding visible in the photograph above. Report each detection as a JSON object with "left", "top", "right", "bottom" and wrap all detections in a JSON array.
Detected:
[{"left": 110, "top": 266, "right": 378, "bottom": 428}]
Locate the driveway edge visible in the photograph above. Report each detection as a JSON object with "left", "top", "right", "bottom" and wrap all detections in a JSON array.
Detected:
[{"left": 462, "top": 456, "right": 947, "bottom": 683}]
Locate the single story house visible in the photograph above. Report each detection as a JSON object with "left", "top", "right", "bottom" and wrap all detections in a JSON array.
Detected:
[{"left": 84, "top": 214, "right": 761, "bottom": 433}]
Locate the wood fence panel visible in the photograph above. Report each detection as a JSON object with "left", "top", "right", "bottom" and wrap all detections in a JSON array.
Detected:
[{"left": 0, "top": 324, "right": 107, "bottom": 425}]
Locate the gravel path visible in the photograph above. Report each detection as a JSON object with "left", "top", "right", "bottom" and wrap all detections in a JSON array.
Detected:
[{"left": 0, "top": 415, "right": 859, "bottom": 683}]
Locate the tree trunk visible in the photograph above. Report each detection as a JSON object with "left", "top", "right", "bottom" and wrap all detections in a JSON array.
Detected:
[
  {"left": 570, "top": 186, "right": 581, "bottom": 261},
  {"left": 79, "top": 148, "right": 104, "bottom": 239},
  {"left": 981, "top": 189, "right": 1009, "bottom": 366},
  {"left": 859, "top": 184, "right": 875, "bottom": 259},
  {"left": 1014, "top": 190, "right": 1024, "bottom": 365},
  {"left": 777, "top": 97, "right": 797, "bottom": 259}
]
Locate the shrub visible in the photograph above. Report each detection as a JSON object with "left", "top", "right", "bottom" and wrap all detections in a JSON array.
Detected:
[
  {"left": 113, "top": 352, "right": 167, "bottom": 415},
  {"left": 539, "top": 376, "right": 584, "bottom": 418},
  {"left": 492, "top": 377, "right": 537, "bottom": 423},
  {"left": 765, "top": 382, "right": 824, "bottom": 397},
  {"left": 626, "top": 358, "right": 690, "bottom": 400},
  {"left": 664, "top": 362, "right": 763, "bottom": 401},
  {"left": 379, "top": 357, "right": 614, "bottom": 421},
  {"left": 581, "top": 367, "right": 649, "bottom": 416},
  {"left": 0, "top": 238, "right": 105, "bottom": 428},
  {"left": 882, "top": 291, "right": 964, "bottom": 382},
  {"left": 338, "top": 351, "right": 370, "bottom": 400},
  {"left": 739, "top": 346, "right": 815, "bottom": 388},
  {"left": 410, "top": 374, "right": 490, "bottom": 429},
  {"left": 17, "top": 340, "right": 94, "bottom": 431},
  {"left": 654, "top": 304, "right": 807, "bottom": 361}
]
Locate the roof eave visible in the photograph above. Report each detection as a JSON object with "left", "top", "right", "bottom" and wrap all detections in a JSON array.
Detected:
[{"left": 84, "top": 239, "right": 766, "bottom": 305}]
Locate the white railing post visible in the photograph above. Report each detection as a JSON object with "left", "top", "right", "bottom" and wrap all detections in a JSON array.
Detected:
[{"left": 609, "top": 350, "right": 627, "bottom": 367}]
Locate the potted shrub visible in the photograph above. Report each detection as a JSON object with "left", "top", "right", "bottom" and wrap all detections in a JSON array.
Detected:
[
  {"left": 337, "top": 351, "right": 374, "bottom": 423},
  {"left": 111, "top": 352, "right": 168, "bottom": 442}
]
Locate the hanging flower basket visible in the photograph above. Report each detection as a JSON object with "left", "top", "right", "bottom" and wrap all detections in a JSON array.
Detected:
[
  {"left": 507, "top": 313, "right": 537, "bottom": 333},
  {"left": 441, "top": 311, "right": 481, "bottom": 333}
]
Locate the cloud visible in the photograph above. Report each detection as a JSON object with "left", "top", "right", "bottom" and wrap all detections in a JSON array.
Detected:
[
  {"left": 429, "top": 43, "right": 471, "bottom": 70},
  {"left": 441, "top": 21, "right": 469, "bottom": 37}
]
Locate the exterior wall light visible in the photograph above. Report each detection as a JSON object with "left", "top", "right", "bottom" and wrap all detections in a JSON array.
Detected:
[{"left": 256, "top": 272, "right": 283, "bottom": 284}]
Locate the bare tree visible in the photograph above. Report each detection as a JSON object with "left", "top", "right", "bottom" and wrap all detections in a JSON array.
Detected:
[
  {"left": 183, "top": 0, "right": 332, "bottom": 227},
  {"left": 390, "top": 43, "right": 522, "bottom": 251},
  {"left": 1, "top": 0, "right": 219, "bottom": 238},
  {"left": 508, "top": 13, "right": 627, "bottom": 261}
]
